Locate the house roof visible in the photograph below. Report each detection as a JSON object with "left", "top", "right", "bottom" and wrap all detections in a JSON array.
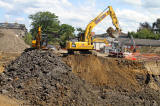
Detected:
[
  {"left": 118, "top": 38, "right": 160, "bottom": 46},
  {"left": 94, "top": 33, "right": 160, "bottom": 47},
  {"left": 0, "top": 23, "right": 26, "bottom": 30}
]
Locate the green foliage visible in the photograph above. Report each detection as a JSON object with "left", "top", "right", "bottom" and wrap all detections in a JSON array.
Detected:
[
  {"left": 59, "top": 24, "right": 75, "bottom": 47},
  {"left": 29, "top": 11, "right": 60, "bottom": 37},
  {"left": 128, "top": 20, "right": 160, "bottom": 40},
  {"left": 128, "top": 28, "right": 160, "bottom": 40},
  {"left": 48, "top": 36, "right": 60, "bottom": 45},
  {"left": 29, "top": 11, "right": 76, "bottom": 48},
  {"left": 24, "top": 33, "right": 32, "bottom": 45},
  {"left": 76, "top": 27, "right": 85, "bottom": 33},
  {"left": 139, "top": 22, "right": 152, "bottom": 31},
  {"left": 76, "top": 27, "right": 85, "bottom": 38}
]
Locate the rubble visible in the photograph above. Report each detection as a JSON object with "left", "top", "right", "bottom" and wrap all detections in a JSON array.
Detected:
[
  {"left": 0, "top": 50, "right": 160, "bottom": 105},
  {"left": 0, "top": 50, "right": 105, "bottom": 105}
]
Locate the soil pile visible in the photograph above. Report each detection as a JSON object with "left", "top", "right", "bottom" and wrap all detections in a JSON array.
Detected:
[
  {"left": 0, "top": 29, "right": 29, "bottom": 53},
  {"left": 0, "top": 50, "right": 105, "bottom": 106}
]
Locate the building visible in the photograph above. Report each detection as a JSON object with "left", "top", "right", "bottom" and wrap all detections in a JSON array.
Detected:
[
  {"left": 0, "top": 23, "right": 27, "bottom": 38},
  {"left": 94, "top": 33, "right": 160, "bottom": 53},
  {"left": 93, "top": 38, "right": 108, "bottom": 51}
]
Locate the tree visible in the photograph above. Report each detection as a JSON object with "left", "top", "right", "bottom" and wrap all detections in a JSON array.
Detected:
[
  {"left": 29, "top": 11, "right": 76, "bottom": 46},
  {"left": 128, "top": 20, "right": 160, "bottom": 40},
  {"left": 139, "top": 22, "right": 152, "bottom": 31},
  {"left": 76, "top": 27, "right": 85, "bottom": 34},
  {"left": 59, "top": 24, "right": 75, "bottom": 48},
  {"left": 76, "top": 28, "right": 85, "bottom": 40},
  {"left": 129, "top": 29, "right": 160, "bottom": 40},
  {"left": 29, "top": 11, "right": 60, "bottom": 37},
  {"left": 24, "top": 33, "right": 32, "bottom": 45},
  {"left": 152, "top": 18, "right": 160, "bottom": 34}
]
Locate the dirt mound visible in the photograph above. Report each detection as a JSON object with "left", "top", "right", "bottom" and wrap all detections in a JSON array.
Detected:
[
  {"left": 0, "top": 29, "right": 29, "bottom": 53},
  {"left": 0, "top": 50, "right": 105, "bottom": 106}
]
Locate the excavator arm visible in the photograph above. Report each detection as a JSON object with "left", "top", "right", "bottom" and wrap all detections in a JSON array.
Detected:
[
  {"left": 84, "top": 6, "right": 120, "bottom": 44},
  {"left": 66, "top": 6, "right": 120, "bottom": 52}
]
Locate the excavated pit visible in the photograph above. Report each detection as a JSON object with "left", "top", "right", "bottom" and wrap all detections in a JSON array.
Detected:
[
  {"left": 64, "top": 55, "right": 147, "bottom": 91},
  {"left": 0, "top": 50, "right": 160, "bottom": 106},
  {"left": 63, "top": 54, "right": 160, "bottom": 105}
]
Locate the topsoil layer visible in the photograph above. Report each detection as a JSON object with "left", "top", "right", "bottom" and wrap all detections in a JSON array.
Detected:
[{"left": 0, "top": 29, "right": 29, "bottom": 53}]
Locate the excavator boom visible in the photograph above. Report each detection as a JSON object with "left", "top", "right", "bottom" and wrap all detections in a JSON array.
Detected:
[
  {"left": 66, "top": 6, "right": 120, "bottom": 53},
  {"left": 84, "top": 6, "right": 120, "bottom": 43}
]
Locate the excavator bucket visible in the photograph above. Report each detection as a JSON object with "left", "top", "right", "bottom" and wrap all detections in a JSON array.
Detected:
[
  {"left": 107, "top": 27, "right": 121, "bottom": 38},
  {"left": 111, "top": 31, "right": 121, "bottom": 38}
]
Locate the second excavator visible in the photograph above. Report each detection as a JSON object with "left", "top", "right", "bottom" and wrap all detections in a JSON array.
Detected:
[{"left": 66, "top": 6, "right": 121, "bottom": 53}]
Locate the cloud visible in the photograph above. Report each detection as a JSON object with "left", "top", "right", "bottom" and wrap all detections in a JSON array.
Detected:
[
  {"left": 122, "top": 0, "right": 142, "bottom": 6},
  {"left": 116, "top": 9, "right": 160, "bottom": 32},
  {"left": 61, "top": 0, "right": 72, "bottom": 6},
  {"left": 0, "top": 0, "right": 160, "bottom": 34},
  {"left": 4, "top": 14, "right": 11, "bottom": 21},
  {"left": 143, "top": 0, "right": 160, "bottom": 9},
  {"left": 15, "top": 17, "right": 25, "bottom": 22},
  {"left": 0, "top": 1, "right": 13, "bottom": 9}
]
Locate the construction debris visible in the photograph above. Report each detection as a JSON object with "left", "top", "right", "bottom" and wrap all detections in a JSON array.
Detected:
[
  {"left": 0, "top": 50, "right": 105, "bottom": 105},
  {"left": 125, "top": 53, "right": 160, "bottom": 61},
  {"left": 0, "top": 50, "right": 159, "bottom": 105}
]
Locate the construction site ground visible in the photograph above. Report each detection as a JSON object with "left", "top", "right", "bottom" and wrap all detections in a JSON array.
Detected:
[
  {"left": 0, "top": 52, "right": 25, "bottom": 106},
  {"left": 0, "top": 49, "right": 160, "bottom": 105}
]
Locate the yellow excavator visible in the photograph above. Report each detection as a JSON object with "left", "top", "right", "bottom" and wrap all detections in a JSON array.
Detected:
[
  {"left": 32, "top": 27, "right": 48, "bottom": 49},
  {"left": 66, "top": 6, "right": 121, "bottom": 53}
]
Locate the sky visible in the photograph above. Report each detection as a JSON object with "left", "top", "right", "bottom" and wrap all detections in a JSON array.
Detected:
[{"left": 0, "top": 0, "right": 160, "bottom": 34}]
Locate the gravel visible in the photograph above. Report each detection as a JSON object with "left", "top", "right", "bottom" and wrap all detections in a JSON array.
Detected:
[{"left": 0, "top": 50, "right": 105, "bottom": 105}]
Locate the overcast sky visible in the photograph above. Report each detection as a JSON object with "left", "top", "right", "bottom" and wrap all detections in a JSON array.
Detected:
[{"left": 0, "top": 0, "right": 160, "bottom": 34}]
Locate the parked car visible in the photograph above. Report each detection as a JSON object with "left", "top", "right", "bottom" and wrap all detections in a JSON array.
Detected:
[{"left": 47, "top": 45, "right": 57, "bottom": 51}]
